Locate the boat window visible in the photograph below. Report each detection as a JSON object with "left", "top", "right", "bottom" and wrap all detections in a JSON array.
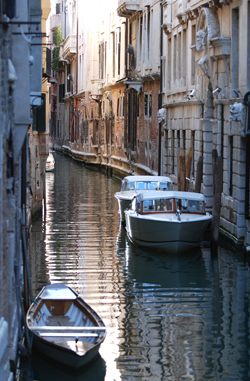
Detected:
[
  {"left": 147, "top": 182, "right": 158, "bottom": 190},
  {"left": 159, "top": 181, "right": 173, "bottom": 191},
  {"left": 179, "top": 199, "right": 204, "bottom": 213},
  {"left": 136, "top": 202, "right": 142, "bottom": 214},
  {"left": 136, "top": 182, "right": 147, "bottom": 190},
  {"left": 156, "top": 198, "right": 173, "bottom": 211},
  {"left": 143, "top": 200, "right": 155, "bottom": 212},
  {"left": 124, "top": 181, "right": 136, "bottom": 191}
]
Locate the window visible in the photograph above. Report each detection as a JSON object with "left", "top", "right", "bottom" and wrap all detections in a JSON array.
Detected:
[
  {"left": 59, "top": 84, "right": 65, "bottom": 103},
  {"left": 144, "top": 94, "right": 148, "bottom": 117},
  {"left": 191, "top": 25, "right": 196, "bottom": 85},
  {"left": 118, "top": 28, "right": 121, "bottom": 76},
  {"left": 139, "top": 16, "right": 143, "bottom": 65},
  {"left": 56, "top": 3, "right": 60, "bottom": 14},
  {"left": 99, "top": 43, "right": 104, "bottom": 80},
  {"left": 232, "top": 8, "right": 239, "bottom": 95},
  {"left": 149, "top": 94, "right": 152, "bottom": 117},
  {"left": 66, "top": 64, "right": 71, "bottom": 93},
  {"left": 117, "top": 98, "right": 120, "bottom": 117},
  {"left": 167, "top": 38, "right": 171, "bottom": 90},
  {"left": 112, "top": 32, "right": 115, "bottom": 78},
  {"left": 147, "top": 9, "right": 150, "bottom": 61}
]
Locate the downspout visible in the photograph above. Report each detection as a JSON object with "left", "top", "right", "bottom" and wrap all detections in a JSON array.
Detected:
[
  {"left": 158, "top": 1, "right": 163, "bottom": 175},
  {"left": 125, "top": 18, "right": 128, "bottom": 77},
  {"left": 76, "top": 6, "right": 78, "bottom": 95},
  {"left": 70, "top": 98, "right": 77, "bottom": 140},
  {"left": 70, "top": 3, "right": 78, "bottom": 142}
]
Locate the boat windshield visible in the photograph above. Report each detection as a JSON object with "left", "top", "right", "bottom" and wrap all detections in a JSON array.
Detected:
[
  {"left": 122, "top": 181, "right": 136, "bottom": 191},
  {"left": 143, "top": 198, "right": 173, "bottom": 213},
  {"left": 159, "top": 181, "right": 173, "bottom": 191},
  {"left": 140, "top": 197, "right": 204, "bottom": 214},
  {"left": 122, "top": 180, "right": 172, "bottom": 191},
  {"left": 178, "top": 199, "right": 205, "bottom": 213}
]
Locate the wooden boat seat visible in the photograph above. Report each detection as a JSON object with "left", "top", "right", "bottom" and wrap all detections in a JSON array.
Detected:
[
  {"left": 39, "top": 332, "right": 98, "bottom": 338},
  {"left": 30, "top": 326, "right": 106, "bottom": 331}
]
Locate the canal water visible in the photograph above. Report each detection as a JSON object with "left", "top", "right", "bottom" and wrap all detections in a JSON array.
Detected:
[{"left": 28, "top": 152, "right": 250, "bottom": 381}]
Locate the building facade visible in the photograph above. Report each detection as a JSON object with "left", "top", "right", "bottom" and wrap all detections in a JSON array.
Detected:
[
  {"left": 0, "top": 0, "right": 50, "bottom": 379},
  {"left": 160, "top": 0, "right": 250, "bottom": 247}
]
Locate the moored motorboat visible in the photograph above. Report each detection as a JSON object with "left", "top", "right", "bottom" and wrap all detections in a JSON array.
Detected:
[
  {"left": 26, "top": 283, "right": 106, "bottom": 369},
  {"left": 125, "top": 191, "right": 212, "bottom": 253},
  {"left": 115, "top": 175, "right": 173, "bottom": 223},
  {"left": 46, "top": 152, "right": 55, "bottom": 172}
]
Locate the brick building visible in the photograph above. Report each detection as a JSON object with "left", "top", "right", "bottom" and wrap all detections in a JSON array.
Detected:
[{"left": 0, "top": 0, "right": 50, "bottom": 379}]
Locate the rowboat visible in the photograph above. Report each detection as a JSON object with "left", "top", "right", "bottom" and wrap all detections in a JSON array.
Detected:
[
  {"left": 125, "top": 191, "right": 212, "bottom": 253},
  {"left": 26, "top": 283, "right": 106, "bottom": 369},
  {"left": 115, "top": 175, "right": 173, "bottom": 224}
]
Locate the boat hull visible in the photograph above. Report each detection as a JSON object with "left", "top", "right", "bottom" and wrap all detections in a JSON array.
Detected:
[
  {"left": 26, "top": 284, "right": 106, "bottom": 369},
  {"left": 33, "top": 334, "right": 101, "bottom": 369},
  {"left": 125, "top": 212, "right": 212, "bottom": 253}
]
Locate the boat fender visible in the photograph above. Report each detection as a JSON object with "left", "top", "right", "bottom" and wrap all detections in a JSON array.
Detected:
[{"left": 18, "top": 342, "right": 28, "bottom": 357}]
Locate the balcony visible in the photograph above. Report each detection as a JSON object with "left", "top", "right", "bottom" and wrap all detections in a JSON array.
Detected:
[
  {"left": 60, "top": 35, "right": 76, "bottom": 61},
  {"left": 117, "top": 0, "right": 140, "bottom": 17}
]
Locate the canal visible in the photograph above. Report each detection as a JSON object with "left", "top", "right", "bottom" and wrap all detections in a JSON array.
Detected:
[{"left": 28, "top": 152, "right": 250, "bottom": 381}]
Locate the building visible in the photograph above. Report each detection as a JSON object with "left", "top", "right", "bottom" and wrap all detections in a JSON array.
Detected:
[
  {"left": 48, "top": 0, "right": 250, "bottom": 249},
  {"left": 160, "top": 0, "right": 250, "bottom": 247},
  {"left": 0, "top": 0, "right": 50, "bottom": 379}
]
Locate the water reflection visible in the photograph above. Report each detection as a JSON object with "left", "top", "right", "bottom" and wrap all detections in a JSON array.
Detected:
[
  {"left": 28, "top": 152, "right": 250, "bottom": 381},
  {"left": 31, "top": 348, "right": 106, "bottom": 381}
]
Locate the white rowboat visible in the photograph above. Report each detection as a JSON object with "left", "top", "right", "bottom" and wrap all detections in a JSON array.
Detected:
[{"left": 26, "top": 283, "right": 106, "bottom": 369}]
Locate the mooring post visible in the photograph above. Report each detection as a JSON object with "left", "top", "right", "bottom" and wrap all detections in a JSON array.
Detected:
[
  {"left": 195, "top": 156, "right": 203, "bottom": 193},
  {"left": 178, "top": 148, "right": 185, "bottom": 191},
  {"left": 185, "top": 147, "right": 193, "bottom": 191},
  {"left": 211, "top": 149, "right": 223, "bottom": 255}
]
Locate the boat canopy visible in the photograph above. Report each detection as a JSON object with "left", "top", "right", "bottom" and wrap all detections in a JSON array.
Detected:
[
  {"left": 40, "top": 283, "right": 77, "bottom": 300},
  {"left": 135, "top": 191, "right": 206, "bottom": 204}
]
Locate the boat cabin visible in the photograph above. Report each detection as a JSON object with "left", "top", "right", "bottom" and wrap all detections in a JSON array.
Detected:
[
  {"left": 121, "top": 176, "right": 173, "bottom": 192},
  {"left": 132, "top": 191, "right": 206, "bottom": 215}
]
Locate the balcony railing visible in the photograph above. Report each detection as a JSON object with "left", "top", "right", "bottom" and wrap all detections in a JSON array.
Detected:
[
  {"left": 117, "top": 0, "right": 140, "bottom": 17},
  {"left": 60, "top": 35, "right": 76, "bottom": 61}
]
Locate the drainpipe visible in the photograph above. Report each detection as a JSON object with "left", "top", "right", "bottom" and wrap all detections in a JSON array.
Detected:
[
  {"left": 70, "top": 98, "right": 77, "bottom": 140},
  {"left": 158, "top": 1, "right": 163, "bottom": 175},
  {"left": 125, "top": 18, "right": 128, "bottom": 77},
  {"left": 244, "top": 91, "right": 250, "bottom": 219}
]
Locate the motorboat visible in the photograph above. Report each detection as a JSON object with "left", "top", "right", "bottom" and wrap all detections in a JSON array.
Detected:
[
  {"left": 115, "top": 175, "right": 173, "bottom": 223},
  {"left": 125, "top": 191, "right": 212, "bottom": 253},
  {"left": 46, "top": 152, "right": 55, "bottom": 172},
  {"left": 26, "top": 283, "right": 106, "bottom": 369}
]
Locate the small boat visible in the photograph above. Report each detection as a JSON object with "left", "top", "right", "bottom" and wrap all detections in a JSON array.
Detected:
[
  {"left": 26, "top": 283, "right": 106, "bottom": 369},
  {"left": 115, "top": 175, "right": 173, "bottom": 223},
  {"left": 46, "top": 152, "right": 55, "bottom": 172},
  {"left": 125, "top": 191, "right": 212, "bottom": 254}
]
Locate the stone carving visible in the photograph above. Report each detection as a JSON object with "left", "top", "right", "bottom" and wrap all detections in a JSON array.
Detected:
[
  {"left": 196, "top": 8, "right": 220, "bottom": 78},
  {"left": 230, "top": 102, "right": 246, "bottom": 137},
  {"left": 196, "top": 28, "right": 210, "bottom": 78}
]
